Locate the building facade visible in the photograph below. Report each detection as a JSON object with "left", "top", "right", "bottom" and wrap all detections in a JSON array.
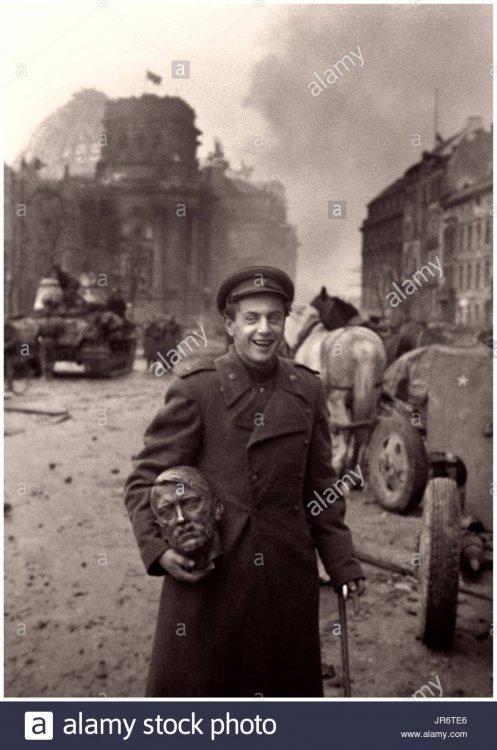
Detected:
[
  {"left": 361, "top": 117, "right": 492, "bottom": 327},
  {"left": 360, "top": 177, "right": 405, "bottom": 318},
  {"left": 5, "top": 91, "right": 298, "bottom": 326}
]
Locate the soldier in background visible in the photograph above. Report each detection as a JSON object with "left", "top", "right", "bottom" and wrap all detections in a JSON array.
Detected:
[
  {"left": 38, "top": 297, "right": 64, "bottom": 379},
  {"left": 144, "top": 318, "right": 164, "bottom": 369},
  {"left": 161, "top": 315, "right": 181, "bottom": 355},
  {"left": 4, "top": 321, "right": 18, "bottom": 391},
  {"left": 107, "top": 287, "right": 127, "bottom": 319},
  {"left": 51, "top": 264, "right": 81, "bottom": 308}
]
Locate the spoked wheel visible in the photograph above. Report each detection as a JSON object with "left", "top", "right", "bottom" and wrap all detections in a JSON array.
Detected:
[
  {"left": 418, "top": 478, "right": 461, "bottom": 650},
  {"left": 368, "top": 414, "right": 428, "bottom": 513}
]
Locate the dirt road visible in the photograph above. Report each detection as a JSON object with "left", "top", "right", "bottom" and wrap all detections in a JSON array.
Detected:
[{"left": 4, "top": 360, "right": 492, "bottom": 697}]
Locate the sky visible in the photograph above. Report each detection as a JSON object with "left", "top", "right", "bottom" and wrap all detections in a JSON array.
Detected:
[{"left": 1, "top": 1, "right": 493, "bottom": 303}]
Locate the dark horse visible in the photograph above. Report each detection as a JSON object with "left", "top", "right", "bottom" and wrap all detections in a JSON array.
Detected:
[{"left": 310, "top": 287, "right": 360, "bottom": 331}]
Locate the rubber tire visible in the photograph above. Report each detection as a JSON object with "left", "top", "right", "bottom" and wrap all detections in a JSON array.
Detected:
[
  {"left": 418, "top": 478, "right": 461, "bottom": 650},
  {"left": 368, "top": 414, "right": 428, "bottom": 513}
]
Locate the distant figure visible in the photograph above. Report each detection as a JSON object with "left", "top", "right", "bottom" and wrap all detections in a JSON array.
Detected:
[
  {"left": 144, "top": 319, "right": 163, "bottom": 368},
  {"left": 161, "top": 315, "right": 181, "bottom": 354},
  {"left": 107, "top": 287, "right": 127, "bottom": 319},
  {"left": 51, "top": 264, "right": 81, "bottom": 308},
  {"left": 38, "top": 297, "right": 64, "bottom": 378},
  {"left": 4, "top": 322, "right": 18, "bottom": 391}
]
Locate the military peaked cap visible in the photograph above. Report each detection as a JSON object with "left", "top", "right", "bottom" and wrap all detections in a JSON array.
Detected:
[{"left": 216, "top": 266, "right": 294, "bottom": 314}]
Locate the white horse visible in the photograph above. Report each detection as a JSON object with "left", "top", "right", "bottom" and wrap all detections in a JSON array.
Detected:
[{"left": 285, "top": 304, "right": 386, "bottom": 476}]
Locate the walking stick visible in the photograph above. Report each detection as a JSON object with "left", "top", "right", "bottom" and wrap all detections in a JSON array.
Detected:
[{"left": 338, "top": 584, "right": 352, "bottom": 696}]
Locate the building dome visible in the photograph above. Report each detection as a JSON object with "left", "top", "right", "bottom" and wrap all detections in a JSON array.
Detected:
[{"left": 21, "top": 89, "right": 108, "bottom": 180}]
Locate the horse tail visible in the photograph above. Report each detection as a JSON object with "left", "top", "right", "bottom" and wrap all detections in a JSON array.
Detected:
[{"left": 352, "top": 346, "right": 377, "bottom": 464}]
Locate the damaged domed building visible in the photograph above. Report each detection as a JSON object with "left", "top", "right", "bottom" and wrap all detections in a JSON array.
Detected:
[{"left": 5, "top": 89, "right": 298, "bottom": 324}]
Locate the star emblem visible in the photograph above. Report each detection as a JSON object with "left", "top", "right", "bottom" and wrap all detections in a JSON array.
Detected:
[{"left": 457, "top": 374, "right": 469, "bottom": 387}]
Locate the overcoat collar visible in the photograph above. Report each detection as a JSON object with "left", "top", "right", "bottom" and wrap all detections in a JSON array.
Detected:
[{"left": 215, "top": 346, "right": 310, "bottom": 443}]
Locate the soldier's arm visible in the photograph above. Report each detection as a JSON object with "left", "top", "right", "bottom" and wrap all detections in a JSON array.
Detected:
[
  {"left": 124, "top": 377, "right": 203, "bottom": 576},
  {"left": 303, "top": 380, "right": 364, "bottom": 590}
]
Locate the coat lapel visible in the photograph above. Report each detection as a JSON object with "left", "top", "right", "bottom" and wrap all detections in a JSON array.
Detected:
[
  {"left": 215, "top": 347, "right": 312, "bottom": 442},
  {"left": 247, "top": 358, "right": 310, "bottom": 448},
  {"left": 215, "top": 347, "right": 256, "bottom": 430}
]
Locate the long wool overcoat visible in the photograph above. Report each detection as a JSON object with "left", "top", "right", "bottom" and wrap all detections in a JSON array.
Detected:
[{"left": 124, "top": 346, "right": 363, "bottom": 697}]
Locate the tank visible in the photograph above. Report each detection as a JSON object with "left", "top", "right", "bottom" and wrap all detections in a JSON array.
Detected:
[{"left": 9, "top": 273, "right": 137, "bottom": 378}]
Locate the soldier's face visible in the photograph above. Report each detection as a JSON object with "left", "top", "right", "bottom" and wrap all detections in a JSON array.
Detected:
[
  {"left": 151, "top": 483, "right": 223, "bottom": 557},
  {"left": 225, "top": 294, "right": 286, "bottom": 369}
]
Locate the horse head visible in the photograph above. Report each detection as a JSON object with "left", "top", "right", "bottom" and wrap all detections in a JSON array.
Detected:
[{"left": 310, "top": 288, "right": 359, "bottom": 331}]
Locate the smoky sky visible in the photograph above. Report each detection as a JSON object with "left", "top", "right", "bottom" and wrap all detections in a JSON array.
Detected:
[{"left": 244, "top": 4, "right": 492, "bottom": 304}]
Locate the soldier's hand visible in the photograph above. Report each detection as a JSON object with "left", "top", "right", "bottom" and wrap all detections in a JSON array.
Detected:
[
  {"left": 159, "top": 549, "right": 213, "bottom": 583},
  {"left": 343, "top": 577, "right": 366, "bottom": 614}
]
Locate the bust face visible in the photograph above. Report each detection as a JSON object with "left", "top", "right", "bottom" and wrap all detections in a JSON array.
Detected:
[{"left": 151, "top": 481, "right": 223, "bottom": 558}]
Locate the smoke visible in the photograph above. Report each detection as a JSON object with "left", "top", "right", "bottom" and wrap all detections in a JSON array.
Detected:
[{"left": 244, "top": 4, "right": 492, "bottom": 303}]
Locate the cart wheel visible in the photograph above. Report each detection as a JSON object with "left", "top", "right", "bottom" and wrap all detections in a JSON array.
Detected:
[
  {"left": 368, "top": 414, "right": 428, "bottom": 513},
  {"left": 418, "top": 478, "right": 461, "bottom": 650}
]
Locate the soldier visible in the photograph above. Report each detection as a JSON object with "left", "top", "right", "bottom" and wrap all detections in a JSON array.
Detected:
[
  {"left": 106, "top": 286, "right": 127, "bottom": 319},
  {"left": 161, "top": 314, "right": 181, "bottom": 354},
  {"left": 4, "top": 321, "right": 18, "bottom": 391},
  {"left": 51, "top": 264, "right": 81, "bottom": 308},
  {"left": 124, "top": 265, "right": 365, "bottom": 697},
  {"left": 38, "top": 297, "right": 64, "bottom": 379}
]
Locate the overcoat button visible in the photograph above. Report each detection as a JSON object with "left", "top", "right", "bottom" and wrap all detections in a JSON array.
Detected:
[
  {"left": 250, "top": 473, "right": 259, "bottom": 482},
  {"left": 289, "top": 374, "right": 297, "bottom": 381},
  {"left": 298, "top": 472, "right": 304, "bottom": 478},
  {"left": 228, "top": 373, "right": 236, "bottom": 380},
  {"left": 293, "top": 505, "right": 299, "bottom": 512},
  {"left": 304, "top": 439, "right": 310, "bottom": 445}
]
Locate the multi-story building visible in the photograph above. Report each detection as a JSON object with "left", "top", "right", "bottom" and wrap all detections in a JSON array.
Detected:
[
  {"left": 361, "top": 117, "right": 492, "bottom": 327},
  {"left": 5, "top": 91, "right": 298, "bottom": 325},
  {"left": 360, "top": 178, "right": 405, "bottom": 319},
  {"left": 440, "top": 124, "right": 493, "bottom": 327}
]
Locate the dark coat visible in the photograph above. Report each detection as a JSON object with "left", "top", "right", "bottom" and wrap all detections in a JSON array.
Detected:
[{"left": 124, "top": 346, "right": 363, "bottom": 697}]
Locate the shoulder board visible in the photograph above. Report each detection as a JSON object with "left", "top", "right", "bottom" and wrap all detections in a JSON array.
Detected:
[
  {"left": 293, "top": 362, "right": 320, "bottom": 376},
  {"left": 177, "top": 361, "right": 216, "bottom": 378}
]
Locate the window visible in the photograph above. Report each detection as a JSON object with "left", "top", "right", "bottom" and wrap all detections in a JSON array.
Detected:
[
  {"left": 467, "top": 224, "right": 472, "bottom": 252},
  {"left": 484, "top": 257, "right": 492, "bottom": 281},
  {"left": 458, "top": 225, "right": 464, "bottom": 252},
  {"left": 475, "top": 220, "right": 481, "bottom": 249},
  {"left": 466, "top": 262, "right": 472, "bottom": 290},
  {"left": 459, "top": 264, "right": 464, "bottom": 290},
  {"left": 485, "top": 219, "right": 491, "bottom": 244},
  {"left": 476, "top": 262, "right": 481, "bottom": 290}
]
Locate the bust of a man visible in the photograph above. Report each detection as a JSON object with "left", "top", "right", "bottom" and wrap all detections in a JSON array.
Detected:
[{"left": 150, "top": 466, "right": 223, "bottom": 571}]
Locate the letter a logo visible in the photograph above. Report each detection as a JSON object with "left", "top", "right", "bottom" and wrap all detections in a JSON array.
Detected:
[{"left": 24, "top": 712, "right": 54, "bottom": 740}]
